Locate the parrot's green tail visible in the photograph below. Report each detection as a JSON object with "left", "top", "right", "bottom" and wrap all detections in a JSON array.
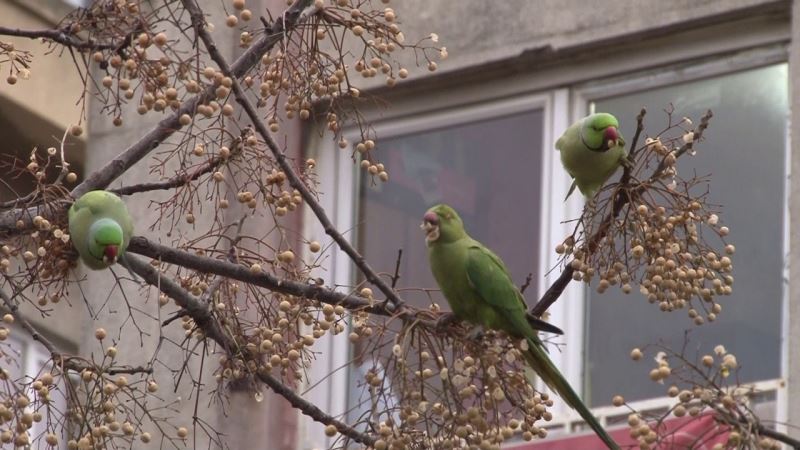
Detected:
[{"left": 523, "top": 338, "right": 619, "bottom": 450}]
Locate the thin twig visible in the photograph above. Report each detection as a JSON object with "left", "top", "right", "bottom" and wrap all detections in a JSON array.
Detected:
[
  {"left": 0, "top": 286, "right": 61, "bottom": 356},
  {"left": 391, "top": 249, "right": 403, "bottom": 289},
  {"left": 105, "top": 365, "right": 154, "bottom": 375},
  {"left": 111, "top": 137, "right": 240, "bottom": 196},
  {"left": 125, "top": 254, "right": 229, "bottom": 351},
  {"left": 519, "top": 273, "right": 533, "bottom": 294},
  {"left": 256, "top": 370, "right": 376, "bottom": 446}
]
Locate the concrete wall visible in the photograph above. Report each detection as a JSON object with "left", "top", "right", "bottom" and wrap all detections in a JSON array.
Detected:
[
  {"left": 0, "top": 0, "right": 86, "bottom": 349},
  {"left": 1, "top": 0, "right": 83, "bottom": 133},
  {"left": 384, "top": 0, "right": 785, "bottom": 82}
]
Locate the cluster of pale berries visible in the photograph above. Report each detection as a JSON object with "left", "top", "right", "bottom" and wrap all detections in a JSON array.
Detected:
[
  {"left": 88, "top": 27, "right": 258, "bottom": 127},
  {"left": 2, "top": 42, "right": 32, "bottom": 86},
  {"left": 364, "top": 341, "right": 549, "bottom": 450},
  {"left": 88, "top": 28, "right": 195, "bottom": 126},
  {"left": 623, "top": 346, "right": 778, "bottom": 449},
  {"left": 208, "top": 155, "right": 310, "bottom": 220},
  {"left": 354, "top": 139, "right": 391, "bottom": 182},
  {"left": 59, "top": 328, "right": 188, "bottom": 449},
  {"left": 1, "top": 213, "right": 75, "bottom": 283},
  {"left": 559, "top": 200, "right": 733, "bottom": 324},
  {"left": 248, "top": 0, "right": 433, "bottom": 128},
  {"left": 333, "top": 135, "right": 391, "bottom": 183},
  {"left": 348, "top": 300, "right": 375, "bottom": 343},
  {"left": 0, "top": 317, "right": 60, "bottom": 448},
  {"left": 23, "top": 146, "right": 78, "bottom": 184},
  {"left": 210, "top": 299, "right": 354, "bottom": 384}
]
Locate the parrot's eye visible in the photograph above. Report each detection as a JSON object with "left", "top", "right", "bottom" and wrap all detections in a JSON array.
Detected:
[{"left": 423, "top": 211, "right": 439, "bottom": 225}]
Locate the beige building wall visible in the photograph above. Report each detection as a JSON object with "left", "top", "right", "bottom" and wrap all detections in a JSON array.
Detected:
[
  {"left": 1, "top": 0, "right": 86, "bottom": 350},
  {"left": 1, "top": 0, "right": 83, "bottom": 132}
]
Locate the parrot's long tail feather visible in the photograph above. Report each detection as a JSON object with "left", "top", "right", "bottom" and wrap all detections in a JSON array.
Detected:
[
  {"left": 564, "top": 179, "right": 578, "bottom": 201},
  {"left": 524, "top": 338, "right": 620, "bottom": 450}
]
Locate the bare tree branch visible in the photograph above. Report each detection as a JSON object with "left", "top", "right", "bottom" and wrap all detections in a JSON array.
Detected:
[
  {"left": 111, "top": 137, "right": 242, "bottom": 197},
  {"left": 255, "top": 370, "right": 376, "bottom": 446},
  {"left": 0, "top": 26, "right": 117, "bottom": 50},
  {"left": 757, "top": 426, "right": 800, "bottom": 449},
  {"left": 128, "top": 236, "right": 397, "bottom": 318},
  {"left": 126, "top": 252, "right": 377, "bottom": 446},
  {"left": 181, "top": 0, "right": 405, "bottom": 310},
  {"left": 126, "top": 254, "right": 230, "bottom": 350}
]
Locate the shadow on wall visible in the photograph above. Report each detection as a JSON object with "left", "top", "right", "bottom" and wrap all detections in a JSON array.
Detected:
[{"left": 0, "top": 94, "right": 86, "bottom": 201}]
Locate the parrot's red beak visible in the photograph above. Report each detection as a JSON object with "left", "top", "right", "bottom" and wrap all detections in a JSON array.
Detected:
[
  {"left": 421, "top": 211, "right": 440, "bottom": 244},
  {"left": 603, "top": 126, "right": 619, "bottom": 143},
  {"left": 423, "top": 211, "right": 439, "bottom": 225},
  {"left": 103, "top": 245, "right": 118, "bottom": 265}
]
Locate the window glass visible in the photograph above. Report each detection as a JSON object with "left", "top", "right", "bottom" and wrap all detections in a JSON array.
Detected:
[
  {"left": 585, "top": 64, "right": 788, "bottom": 406},
  {"left": 349, "top": 108, "right": 545, "bottom": 421}
]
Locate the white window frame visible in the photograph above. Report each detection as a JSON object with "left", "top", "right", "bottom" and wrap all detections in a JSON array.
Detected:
[{"left": 299, "top": 43, "right": 790, "bottom": 447}]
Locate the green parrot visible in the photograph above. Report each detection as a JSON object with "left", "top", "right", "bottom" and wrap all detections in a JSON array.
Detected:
[
  {"left": 422, "top": 204, "right": 619, "bottom": 449},
  {"left": 68, "top": 190, "right": 134, "bottom": 270},
  {"left": 556, "top": 112, "right": 627, "bottom": 199}
]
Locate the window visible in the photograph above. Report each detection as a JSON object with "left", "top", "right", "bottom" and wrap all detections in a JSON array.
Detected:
[
  {"left": 302, "top": 50, "right": 789, "bottom": 448},
  {"left": 345, "top": 105, "right": 547, "bottom": 428},
  {"left": 582, "top": 63, "right": 788, "bottom": 407},
  {"left": 302, "top": 94, "right": 555, "bottom": 448}
]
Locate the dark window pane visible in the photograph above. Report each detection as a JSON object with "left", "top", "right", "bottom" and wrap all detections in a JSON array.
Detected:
[{"left": 586, "top": 64, "right": 787, "bottom": 406}]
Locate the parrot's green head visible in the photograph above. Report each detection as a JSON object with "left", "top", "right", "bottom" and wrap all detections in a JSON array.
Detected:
[
  {"left": 421, "top": 204, "right": 466, "bottom": 245},
  {"left": 89, "top": 218, "right": 124, "bottom": 266},
  {"left": 581, "top": 112, "right": 625, "bottom": 152}
]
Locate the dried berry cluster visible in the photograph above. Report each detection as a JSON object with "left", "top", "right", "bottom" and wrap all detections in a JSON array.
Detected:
[
  {"left": 559, "top": 112, "right": 732, "bottom": 325},
  {"left": 0, "top": 42, "right": 32, "bottom": 85},
  {"left": 344, "top": 321, "right": 561, "bottom": 450},
  {"left": 620, "top": 344, "right": 780, "bottom": 450},
  {"left": 0, "top": 323, "right": 190, "bottom": 450}
]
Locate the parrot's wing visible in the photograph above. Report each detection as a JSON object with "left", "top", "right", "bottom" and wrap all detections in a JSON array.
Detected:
[
  {"left": 465, "top": 245, "right": 562, "bottom": 335},
  {"left": 464, "top": 244, "right": 518, "bottom": 311}
]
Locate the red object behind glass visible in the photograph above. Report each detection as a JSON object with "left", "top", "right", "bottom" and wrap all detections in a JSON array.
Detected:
[{"left": 506, "top": 414, "right": 729, "bottom": 450}]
